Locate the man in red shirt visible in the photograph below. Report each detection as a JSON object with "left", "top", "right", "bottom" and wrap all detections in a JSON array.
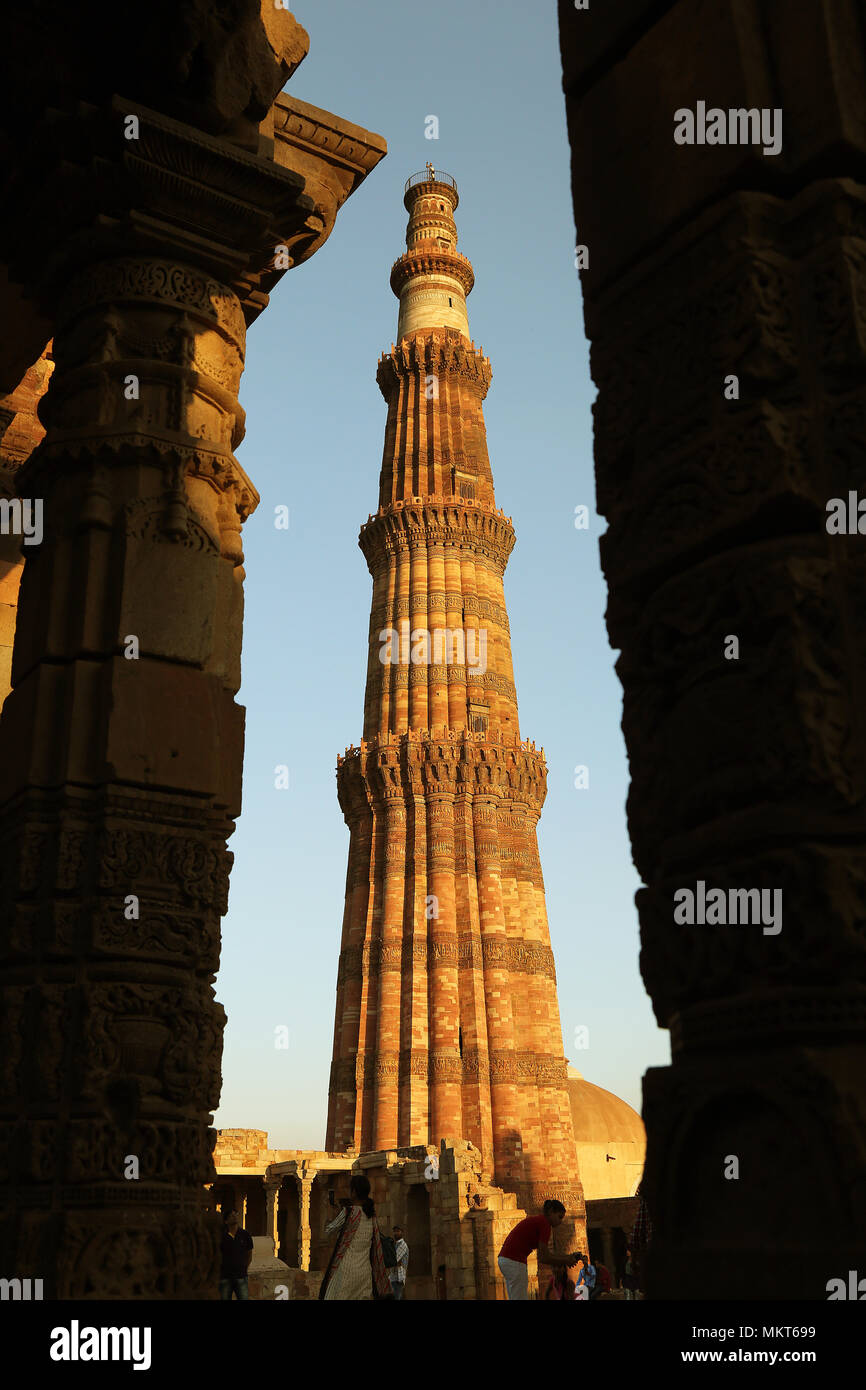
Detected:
[{"left": 497, "top": 1200, "right": 578, "bottom": 1300}]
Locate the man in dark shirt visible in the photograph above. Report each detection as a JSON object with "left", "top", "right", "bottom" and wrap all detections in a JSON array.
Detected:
[
  {"left": 219, "top": 1209, "right": 254, "bottom": 1301},
  {"left": 497, "top": 1199, "right": 579, "bottom": 1300}
]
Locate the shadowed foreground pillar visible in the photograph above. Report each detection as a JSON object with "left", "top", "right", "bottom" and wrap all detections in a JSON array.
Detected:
[
  {"left": 0, "top": 2, "right": 385, "bottom": 1297},
  {"left": 559, "top": 0, "right": 866, "bottom": 1296}
]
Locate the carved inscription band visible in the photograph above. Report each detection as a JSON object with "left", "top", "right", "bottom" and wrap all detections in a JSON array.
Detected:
[
  {"left": 336, "top": 935, "right": 556, "bottom": 983},
  {"left": 330, "top": 1049, "right": 568, "bottom": 1090}
]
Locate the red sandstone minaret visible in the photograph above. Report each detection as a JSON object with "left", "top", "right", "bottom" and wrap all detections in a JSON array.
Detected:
[{"left": 327, "top": 169, "right": 585, "bottom": 1224}]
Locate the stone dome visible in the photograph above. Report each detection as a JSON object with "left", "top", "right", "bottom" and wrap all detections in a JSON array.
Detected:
[
  {"left": 565, "top": 1065, "right": 646, "bottom": 1201},
  {"left": 566, "top": 1066, "right": 646, "bottom": 1146}
]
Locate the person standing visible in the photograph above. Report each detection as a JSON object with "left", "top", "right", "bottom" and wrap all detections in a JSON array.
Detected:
[
  {"left": 318, "top": 1174, "right": 392, "bottom": 1301},
  {"left": 575, "top": 1256, "right": 594, "bottom": 1295},
  {"left": 219, "top": 1209, "right": 253, "bottom": 1301},
  {"left": 388, "top": 1225, "right": 409, "bottom": 1300},
  {"left": 497, "top": 1200, "right": 578, "bottom": 1301},
  {"left": 623, "top": 1245, "right": 637, "bottom": 1300}
]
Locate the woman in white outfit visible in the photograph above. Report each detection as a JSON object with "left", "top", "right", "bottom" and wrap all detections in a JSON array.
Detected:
[{"left": 319, "top": 1174, "right": 392, "bottom": 1301}]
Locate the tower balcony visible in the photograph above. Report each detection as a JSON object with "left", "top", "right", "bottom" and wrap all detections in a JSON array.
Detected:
[
  {"left": 339, "top": 726, "right": 542, "bottom": 762},
  {"left": 357, "top": 494, "right": 516, "bottom": 574},
  {"left": 390, "top": 247, "right": 475, "bottom": 298},
  {"left": 404, "top": 169, "right": 458, "bottom": 194},
  {"left": 336, "top": 727, "right": 549, "bottom": 818},
  {"left": 361, "top": 492, "right": 512, "bottom": 528},
  {"left": 403, "top": 169, "right": 460, "bottom": 214}
]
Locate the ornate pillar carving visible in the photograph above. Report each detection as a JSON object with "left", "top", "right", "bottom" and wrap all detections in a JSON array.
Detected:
[
  {"left": 297, "top": 1174, "right": 314, "bottom": 1271},
  {"left": 0, "top": 15, "right": 385, "bottom": 1294},
  {"left": 0, "top": 238, "right": 259, "bottom": 1301},
  {"left": 265, "top": 1179, "right": 281, "bottom": 1258},
  {"left": 559, "top": 0, "right": 866, "bottom": 1296}
]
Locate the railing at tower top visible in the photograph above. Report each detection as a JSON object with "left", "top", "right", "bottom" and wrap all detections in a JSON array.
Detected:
[{"left": 404, "top": 169, "right": 457, "bottom": 193}]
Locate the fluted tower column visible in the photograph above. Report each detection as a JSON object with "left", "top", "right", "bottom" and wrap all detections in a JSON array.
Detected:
[{"left": 327, "top": 169, "right": 584, "bottom": 1230}]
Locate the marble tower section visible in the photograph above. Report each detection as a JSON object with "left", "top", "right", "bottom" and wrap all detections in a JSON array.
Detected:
[{"left": 328, "top": 169, "right": 585, "bottom": 1223}]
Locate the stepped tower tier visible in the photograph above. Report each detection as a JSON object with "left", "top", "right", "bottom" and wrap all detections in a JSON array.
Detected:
[
  {"left": 327, "top": 169, "right": 585, "bottom": 1229},
  {"left": 391, "top": 167, "right": 474, "bottom": 340}
]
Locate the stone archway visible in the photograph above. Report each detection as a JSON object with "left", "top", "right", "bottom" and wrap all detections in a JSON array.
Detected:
[
  {"left": 309, "top": 1180, "right": 329, "bottom": 1271},
  {"left": 277, "top": 1179, "right": 300, "bottom": 1266},
  {"left": 406, "top": 1184, "right": 432, "bottom": 1277},
  {"left": 245, "top": 1182, "right": 266, "bottom": 1240}
]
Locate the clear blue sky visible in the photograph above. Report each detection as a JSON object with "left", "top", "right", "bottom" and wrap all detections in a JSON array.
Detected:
[{"left": 213, "top": 0, "right": 671, "bottom": 1150}]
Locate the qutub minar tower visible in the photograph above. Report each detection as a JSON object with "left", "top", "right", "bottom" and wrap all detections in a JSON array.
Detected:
[{"left": 327, "top": 165, "right": 585, "bottom": 1234}]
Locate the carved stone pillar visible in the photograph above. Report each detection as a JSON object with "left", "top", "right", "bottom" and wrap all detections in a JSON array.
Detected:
[
  {"left": 0, "top": 63, "right": 384, "bottom": 1295},
  {"left": 297, "top": 1175, "right": 314, "bottom": 1271},
  {"left": 559, "top": 0, "right": 866, "bottom": 1297},
  {"left": 265, "top": 1180, "right": 281, "bottom": 1257},
  {"left": 0, "top": 243, "right": 256, "bottom": 1298}
]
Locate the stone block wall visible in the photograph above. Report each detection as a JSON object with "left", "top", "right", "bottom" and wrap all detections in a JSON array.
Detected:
[
  {"left": 213, "top": 1129, "right": 271, "bottom": 1170},
  {"left": 354, "top": 1139, "right": 544, "bottom": 1299}
]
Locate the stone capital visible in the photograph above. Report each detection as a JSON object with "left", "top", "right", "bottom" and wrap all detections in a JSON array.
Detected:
[{"left": 2, "top": 97, "right": 314, "bottom": 329}]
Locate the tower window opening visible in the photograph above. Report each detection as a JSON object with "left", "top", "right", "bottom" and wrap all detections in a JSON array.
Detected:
[
  {"left": 458, "top": 1026, "right": 463, "bottom": 1057},
  {"left": 448, "top": 297, "right": 452, "bottom": 306},
  {"left": 469, "top": 700, "right": 489, "bottom": 735},
  {"left": 439, "top": 203, "right": 445, "bottom": 210}
]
